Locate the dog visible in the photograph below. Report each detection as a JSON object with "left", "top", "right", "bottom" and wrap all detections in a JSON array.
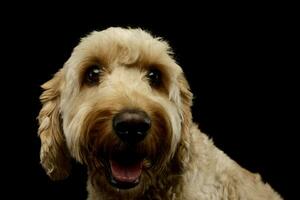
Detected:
[{"left": 38, "top": 27, "right": 282, "bottom": 200}]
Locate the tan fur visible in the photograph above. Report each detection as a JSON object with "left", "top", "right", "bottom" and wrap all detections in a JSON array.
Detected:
[
  {"left": 38, "top": 27, "right": 282, "bottom": 199},
  {"left": 38, "top": 69, "right": 71, "bottom": 180}
]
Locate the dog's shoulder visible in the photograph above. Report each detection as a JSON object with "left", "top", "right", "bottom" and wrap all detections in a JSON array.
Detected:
[{"left": 181, "top": 124, "right": 283, "bottom": 200}]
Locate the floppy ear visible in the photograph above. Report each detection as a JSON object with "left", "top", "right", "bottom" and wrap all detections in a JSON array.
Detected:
[
  {"left": 170, "top": 72, "right": 193, "bottom": 173},
  {"left": 177, "top": 73, "right": 193, "bottom": 135},
  {"left": 37, "top": 69, "right": 71, "bottom": 180}
]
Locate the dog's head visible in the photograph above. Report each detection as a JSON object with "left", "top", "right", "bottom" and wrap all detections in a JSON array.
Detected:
[{"left": 38, "top": 27, "right": 193, "bottom": 194}]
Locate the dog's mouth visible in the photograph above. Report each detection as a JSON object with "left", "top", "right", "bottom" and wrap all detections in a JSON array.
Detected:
[{"left": 105, "top": 149, "right": 145, "bottom": 189}]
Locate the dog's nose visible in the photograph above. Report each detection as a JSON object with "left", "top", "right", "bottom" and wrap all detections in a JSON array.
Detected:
[{"left": 113, "top": 110, "right": 151, "bottom": 144}]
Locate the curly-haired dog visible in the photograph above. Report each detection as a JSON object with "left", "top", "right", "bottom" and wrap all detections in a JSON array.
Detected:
[{"left": 38, "top": 27, "right": 282, "bottom": 200}]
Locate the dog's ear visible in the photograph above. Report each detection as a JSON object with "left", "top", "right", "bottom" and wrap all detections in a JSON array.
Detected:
[
  {"left": 177, "top": 73, "right": 193, "bottom": 135},
  {"left": 170, "top": 72, "right": 193, "bottom": 172},
  {"left": 37, "top": 69, "right": 71, "bottom": 180}
]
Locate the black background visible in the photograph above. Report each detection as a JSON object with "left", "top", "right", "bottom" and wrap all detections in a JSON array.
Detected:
[{"left": 2, "top": 4, "right": 296, "bottom": 199}]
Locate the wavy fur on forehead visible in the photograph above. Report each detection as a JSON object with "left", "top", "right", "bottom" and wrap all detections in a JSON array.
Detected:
[
  {"left": 76, "top": 27, "right": 174, "bottom": 64},
  {"left": 66, "top": 27, "right": 175, "bottom": 78}
]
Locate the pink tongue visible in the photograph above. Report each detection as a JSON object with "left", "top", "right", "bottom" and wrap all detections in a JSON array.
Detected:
[{"left": 110, "top": 160, "right": 143, "bottom": 183}]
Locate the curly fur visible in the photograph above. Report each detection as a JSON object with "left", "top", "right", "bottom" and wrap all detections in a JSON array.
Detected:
[{"left": 37, "top": 27, "right": 282, "bottom": 200}]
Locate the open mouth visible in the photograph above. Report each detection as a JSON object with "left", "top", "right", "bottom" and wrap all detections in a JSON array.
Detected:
[{"left": 105, "top": 149, "right": 145, "bottom": 189}]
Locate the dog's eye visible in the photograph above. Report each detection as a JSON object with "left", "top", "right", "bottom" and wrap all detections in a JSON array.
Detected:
[
  {"left": 147, "top": 69, "right": 162, "bottom": 87},
  {"left": 85, "top": 65, "right": 101, "bottom": 85}
]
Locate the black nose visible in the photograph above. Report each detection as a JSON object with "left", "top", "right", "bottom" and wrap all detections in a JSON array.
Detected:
[{"left": 113, "top": 110, "right": 151, "bottom": 144}]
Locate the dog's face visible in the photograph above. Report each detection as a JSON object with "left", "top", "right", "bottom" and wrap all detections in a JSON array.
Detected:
[{"left": 38, "top": 28, "right": 192, "bottom": 195}]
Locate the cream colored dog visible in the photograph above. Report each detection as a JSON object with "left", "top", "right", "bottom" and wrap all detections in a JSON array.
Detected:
[{"left": 38, "top": 27, "right": 282, "bottom": 200}]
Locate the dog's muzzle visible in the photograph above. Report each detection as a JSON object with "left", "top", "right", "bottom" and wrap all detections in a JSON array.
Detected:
[{"left": 105, "top": 109, "right": 151, "bottom": 189}]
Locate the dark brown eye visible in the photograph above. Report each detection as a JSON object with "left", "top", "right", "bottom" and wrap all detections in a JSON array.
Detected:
[
  {"left": 147, "top": 69, "right": 161, "bottom": 87},
  {"left": 85, "top": 65, "right": 101, "bottom": 85}
]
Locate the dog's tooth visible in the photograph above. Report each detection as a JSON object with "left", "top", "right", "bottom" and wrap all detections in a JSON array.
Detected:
[{"left": 144, "top": 159, "right": 151, "bottom": 168}]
